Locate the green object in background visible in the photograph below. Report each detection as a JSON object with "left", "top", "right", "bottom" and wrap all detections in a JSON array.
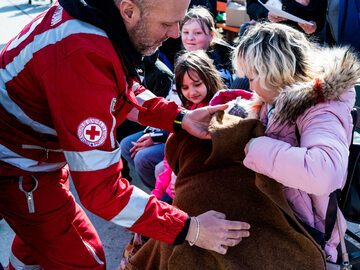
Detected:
[{"left": 216, "top": 12, "right": 226, "bottom": 23}]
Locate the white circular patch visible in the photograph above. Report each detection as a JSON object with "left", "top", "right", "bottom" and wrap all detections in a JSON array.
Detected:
[{"left": 77, "top": 118, "right": 107, "bottom": 147}]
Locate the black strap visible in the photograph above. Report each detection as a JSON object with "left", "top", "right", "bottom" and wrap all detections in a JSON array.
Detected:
[
  {"left": 350, "top": 108, "right": 358, "bottom": 144},
  {"left": 325, "top": 108, "right": 359, "bottom": 236},
  {"left": 324, "top": 191, "right": 338, "bottom": 241},
  {"left": 295, "top": 107, "right": 358, "bottom": 247}
]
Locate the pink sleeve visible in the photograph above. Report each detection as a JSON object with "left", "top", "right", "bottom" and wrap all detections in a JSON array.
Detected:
[
  {"left": 243, "top": 102, "right": 352, "bottom": 196},
  {"left": 151, "top": 158, "right": 173, "bottom": 200}
]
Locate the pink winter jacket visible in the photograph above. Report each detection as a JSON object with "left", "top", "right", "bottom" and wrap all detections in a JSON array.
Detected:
[
  {"left": 243, "top": 48, "right": 360, "bottom": 261},
  {"left": 151, "top": 158, "right": 174, "bottom": 200}
]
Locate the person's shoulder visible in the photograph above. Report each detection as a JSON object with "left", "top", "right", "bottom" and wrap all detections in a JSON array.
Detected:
[
  {"left": 60, "top": 28, "right": 116, "bottom": 63},
  {"left": 207, "top": 43, "right": 233, "bottom": 65},
  {"left": 298, "top": 89, "right": 355, "bottom": 129},
  {"left": 212, "top": 42, "right": 234, "bottom": 53},
  {"left": 46, "top": 10, "right": 114, "bottom": 58}
]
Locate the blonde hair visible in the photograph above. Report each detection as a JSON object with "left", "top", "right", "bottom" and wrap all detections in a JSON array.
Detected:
[
  {"left": 180, "top": 6, "right": 228, "bottom": 48},
  {"left": 175, "top": 50, "right": 224, "bottom": 108},
  {"left": 233, "top": 22, "right": 318, "bottom": 92}
]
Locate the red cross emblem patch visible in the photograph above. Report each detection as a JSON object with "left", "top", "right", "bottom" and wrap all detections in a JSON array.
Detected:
[{"left": 77, "top": 118, "right": 107, "bottom": 147}]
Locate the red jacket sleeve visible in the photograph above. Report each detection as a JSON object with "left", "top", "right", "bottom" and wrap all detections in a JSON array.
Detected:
[{"left": 138, "top": 98, "right": 183, "bottom": 132}]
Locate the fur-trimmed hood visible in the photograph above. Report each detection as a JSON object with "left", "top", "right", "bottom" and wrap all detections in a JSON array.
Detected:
[{"left": 269, "top": 48, "right": 360, "bottom": 123}]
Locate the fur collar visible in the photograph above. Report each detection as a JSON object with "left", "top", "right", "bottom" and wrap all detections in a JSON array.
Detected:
[{"left": 265, "top": 48, "right": 360, "bottom": 123}]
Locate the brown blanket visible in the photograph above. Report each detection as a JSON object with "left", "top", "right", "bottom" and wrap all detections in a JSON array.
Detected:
[{"left": 126, "top": 112, "right": 326, "bottom": 270}]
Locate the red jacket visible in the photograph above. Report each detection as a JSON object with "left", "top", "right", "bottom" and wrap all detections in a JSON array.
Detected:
[{"left": 0, "top": 2, "right": 188, "bottom": 244}]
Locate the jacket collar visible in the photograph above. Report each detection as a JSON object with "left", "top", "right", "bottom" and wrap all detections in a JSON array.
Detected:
[{"left": 58, "top": 0, "right": 144, "bottom": 80}]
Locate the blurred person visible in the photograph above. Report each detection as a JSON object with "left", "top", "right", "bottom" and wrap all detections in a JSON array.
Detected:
[
  {"left": 246, "top": 0, "right": 327, "bottom": 35},
  {"left": 325, "top": 0, "right": 360, "bottom": 57}
]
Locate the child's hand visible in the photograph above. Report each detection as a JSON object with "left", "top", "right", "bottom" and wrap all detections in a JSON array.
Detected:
[{"left": 129, "top": 134, "right": 154, "bottom": 158}]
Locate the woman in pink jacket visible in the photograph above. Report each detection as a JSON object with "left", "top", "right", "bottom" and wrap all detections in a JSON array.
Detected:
[{"left": 234, "top": 22, "right": 360, "bottom": 261}]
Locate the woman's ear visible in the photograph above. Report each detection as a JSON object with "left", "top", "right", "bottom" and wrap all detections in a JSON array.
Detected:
[
  {"left": 117, "top": 0, "right": 141, "bottom": 28},
  {"left": 210, "top": 30, "right": 215, "bottom": 42}
]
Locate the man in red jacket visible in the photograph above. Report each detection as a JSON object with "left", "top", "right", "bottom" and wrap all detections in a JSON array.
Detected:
[{"left": 0, "top": 0, "right": 250, "bottom": 269}]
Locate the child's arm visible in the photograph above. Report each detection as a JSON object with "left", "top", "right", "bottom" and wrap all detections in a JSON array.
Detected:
[
  {"left": 243, "top": 102, "right": 351, "bottom": 196},
  {"left": 151, "top": 158, "right": 173, "bottom": 200}
]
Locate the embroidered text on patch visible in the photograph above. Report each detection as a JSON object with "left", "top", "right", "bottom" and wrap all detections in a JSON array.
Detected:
[
  {"left": 51, "top": 6, "right": 63, "bottom": 27},
  {"left": 77, "top": 118, "right": 107, "bottom": 147}
]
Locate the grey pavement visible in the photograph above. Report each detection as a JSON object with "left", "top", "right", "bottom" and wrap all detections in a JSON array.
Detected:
[{"left": 0, "top": 0, "right": 50, "bottom": 51}]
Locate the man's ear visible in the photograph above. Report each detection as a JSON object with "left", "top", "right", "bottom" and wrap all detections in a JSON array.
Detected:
[{"left": 117, "top": 0, "right": 141, "bottom": 27}]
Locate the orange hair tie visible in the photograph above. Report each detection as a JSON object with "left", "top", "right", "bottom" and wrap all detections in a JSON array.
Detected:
[
  {"left": 314, "top": 78, "right": 324, "bottom": 103},
  {"left": 251, "top": 104, "right": 262, "bottom": 111}
]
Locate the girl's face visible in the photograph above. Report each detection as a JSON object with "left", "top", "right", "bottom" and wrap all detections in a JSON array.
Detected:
[
  {"left": 181, "top": 20, "right": 213, "bottom": 51},
  {"left": 181, "top": 71, "right": 208, "bottom": 104},
  {"left": 246, "top": 72, "right": 279, "bottom": 104}
]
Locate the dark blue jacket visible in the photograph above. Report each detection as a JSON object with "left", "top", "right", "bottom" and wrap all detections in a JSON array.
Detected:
[{"left": 338, "top": 0, "right": 360, "bottom": 55}]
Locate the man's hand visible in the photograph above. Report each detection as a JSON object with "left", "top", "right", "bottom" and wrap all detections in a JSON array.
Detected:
[
  {"left": 295, "top": 0, "right": 310, "bottom": 6},
  {"left": 181, "top": 104, "right": 228, "bottom": 139},
  {"left": 268, "top": 12, "right": 287, "bottom": 23},
  {"left": 298, "top": 21, "right": 317, "bottom": 34},
  {"left": 129, "top": 134, "right": 154, "bottom": 158},
  {"left": 186, "top": 211, "right": 250, "bottom": 255}
]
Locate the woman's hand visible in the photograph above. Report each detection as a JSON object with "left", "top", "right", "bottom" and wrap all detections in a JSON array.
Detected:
[
  {"left": 182, "top": 104, "right": 228, "bottom": 139},
  {"left": 298, "top": 21, "right": 317, "bottom": 34},
  {"left": 186, "top": 211, "right": 250, "bottom": 255},
  {"left": 129, "top": 134, "right": 154, "bottom": 158},
  {"left": 268, "top": 12, "right": 287, "bottom": 23}
]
